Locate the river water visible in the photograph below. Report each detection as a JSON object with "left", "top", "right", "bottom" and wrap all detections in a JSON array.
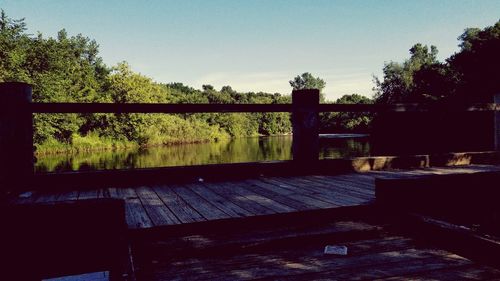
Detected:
[{"left": 35, "top": 134, "right": 371, "bottom": 173}]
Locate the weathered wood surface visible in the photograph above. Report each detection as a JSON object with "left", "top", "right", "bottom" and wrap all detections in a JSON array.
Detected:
[
  {"left": 8, "top": 165, "right": 500, "bottom": 230},
  {"left": 132, "top": 220, "right": 500, "bottom": 281}
]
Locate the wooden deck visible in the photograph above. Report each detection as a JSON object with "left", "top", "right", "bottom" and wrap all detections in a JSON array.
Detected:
[
  {"left": 132, "top": 220, "right": 500, "bottom": 280},
  {"left": 10, "top": 164, "right": 500, "bottom": 231}
]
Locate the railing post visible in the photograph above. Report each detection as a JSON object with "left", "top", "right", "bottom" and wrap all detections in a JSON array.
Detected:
[
  {"left": 495, "top": 93, "right": 500, "bottom": 151},
  {"left": 292, "top": 89, "right": 320, "bottom": 166},
  {"left": 0, "top": 82, "right": 34, "bottom": 192}
]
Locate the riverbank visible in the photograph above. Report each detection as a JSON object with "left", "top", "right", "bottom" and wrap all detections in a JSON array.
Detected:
[
  {"left": 35, "top": 132, "right": 228, "bottom": 156},
  {"left": 35, "top": 133, "right": 141, "bottom": 156}
]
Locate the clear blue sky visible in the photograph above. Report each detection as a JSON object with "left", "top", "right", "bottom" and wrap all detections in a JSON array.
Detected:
[{"left": 2, "top": 0, "right": 499, "bottom": 100}]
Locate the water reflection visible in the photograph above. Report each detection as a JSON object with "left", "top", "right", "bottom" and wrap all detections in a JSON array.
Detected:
[{"left": 35, "top": 135, "right": 371, "bottom": 173}]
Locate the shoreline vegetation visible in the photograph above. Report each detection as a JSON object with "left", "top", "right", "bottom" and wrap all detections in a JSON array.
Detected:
[{"left": 34, "top": 133, "right": 293, "bottom": 156}]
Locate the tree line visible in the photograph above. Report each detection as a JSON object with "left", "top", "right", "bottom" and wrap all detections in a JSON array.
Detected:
[
  {"left": 2, "top": 10, "right": 497, "bottom": 155},
  {"left": 373, "top": 20, "right": 499, "bottom": 104}
]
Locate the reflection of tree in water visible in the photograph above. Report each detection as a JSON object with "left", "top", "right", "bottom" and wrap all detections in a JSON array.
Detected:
[
  {"left": 319, "top": 137, "right": 371, "bottom": 159},
  {"left": 35, "top": 136, "right": 370, "bottom": 172}
]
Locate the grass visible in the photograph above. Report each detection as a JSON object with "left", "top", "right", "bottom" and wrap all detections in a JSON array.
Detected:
[{"left": 35, "top": 133, "right": 138, "bottom": 155}]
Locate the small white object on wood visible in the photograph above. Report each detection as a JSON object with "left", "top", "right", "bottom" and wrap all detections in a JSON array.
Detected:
[{"left": 324, "top": 245, "right": 348, "bottom": 255}]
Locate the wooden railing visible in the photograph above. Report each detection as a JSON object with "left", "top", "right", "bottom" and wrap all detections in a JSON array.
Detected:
[
  {"left": 1, "top": 82, "right": 499, "bottom": 190},
  {"left": 28, "top": 101, "right": 500, "bottom": 113}
]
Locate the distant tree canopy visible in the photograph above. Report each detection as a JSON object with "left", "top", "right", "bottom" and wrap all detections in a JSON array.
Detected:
[{"left": 374, "top": 20, "right": 500, "bottom": 104}]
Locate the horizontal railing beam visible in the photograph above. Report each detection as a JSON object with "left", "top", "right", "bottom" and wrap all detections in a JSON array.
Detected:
[
  {"left": 318, "top": 103, "right": 500, "bottom": 112},
  {"left": 29, "top": 103, "right": 293, "bottom": 113},
  {"left": 29, "top": 102, "right": 500, "bottom": 114}
]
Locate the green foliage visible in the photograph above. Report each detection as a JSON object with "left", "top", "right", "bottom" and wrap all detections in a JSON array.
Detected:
[
  {"left": 36, "top": 133, "right": 137, "bottom": 155},
  {"left": 373, "top": 43, "right": 440, "bottom": 103},
  {"left": 289, "top": 72, "right": 326, "bottom": 92},
  {"left": 320, "top": 94, "right": 373, "bottom": 133},
  {"left": 0, "top": 11, "right": 368, "bottom": 155},
  {"left": 374, "top": 20, "right": 500, "bottom": 104},
  {"left": 449, "top": 21, "right": 500, "bottom": 102},
  {"left": 289, "top": 72, "right": 326, "bottom": 102},
  {"left": 0, "top": 11, "right": 295, "bottom": 154}
]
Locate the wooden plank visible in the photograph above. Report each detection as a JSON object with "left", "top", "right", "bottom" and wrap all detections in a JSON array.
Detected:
[
  {"left": 146, "top": 236, "right": 410, "bottom": 279},
  {"left": 288, "top": 256, "right": 473, "bottom": 281},
  {"left": 34, "top": 192, "right": 60, "bottom": 203},
  {"left": 283, "top": 177, "right": 370, "bottom": 204},
  {"left": 241, "top": 179, "right": 317, "bottom": 211},
  {"left": 124, "top": 198, "right": 153, "bottom": 229},
  {"left": 170, "top": 185, "right": 231, "bottom": 221},
  {"left": 109, "top": 187, "right": 153, "bottom": 229},
  {"left": 136, "top": 186, "right": 180, "bottom": 226},
  {"left": 327, "top": 178, "right": 375, "bottom": 196},
  {"left": 44, "top": 271, "right": 110, "bottom": 281},
  {"left": 152, "top": 185, "right": 205, "bottom": 223},
  {"left": 7, "top": 191, "right": 39, "bottom": 204},
  {"left": 246, "top": 179, "right": 296, "bottom": 196},
  {"left": 157, "top": 239, "right": 432, "bottom": 269},
  {"left": 337, "top": 172, "right": 378, "bottom": 182},
  {"left": 30, "top": 102, "right": 500, "bottom": 114},
  {"left": 30, "top": 103, "right": 293, "bottom": 113},
  {"left": 56, "top": 190, "right": 79, "bottom": 201},
  {"left": 186, "top": 183, "right": 253, "bottom": 218},
  {"left": 304, "top": 176, "right": 375, "bottom": 198},
  {"left": 147, "top": 244, "right": 472, "bottom": 281},
  {"left": 305, "top": 176, "right": 374, "bottom": 197},
  {"left": 77, "top": 189, "right": 98, "bottom": 200},
  {"left": 203, "top": 182, "right": 277, "bottom": 216},
  {"left": 109, "top": 187, "right": 137, "bottom": 199},
  {"left": 376, "top": 264, "right": 500, "bottom": 281},
  {"left": 323, "top": 174, "right": 376, "bottom": 189},
  {"left": 96, "top": 188, "right": 110, "bottom": 198},
  {"left": 267, "top": 177, "right": 358, "bottom": 206},
  {"left": 145, "top": 222, "right": 389, "bottom": 261},
  {"left": 246, "top": 179, "right": 337, "bottom": 209},
  {"left": 222, "top": 181, "right": 297, "bottom": 213}
]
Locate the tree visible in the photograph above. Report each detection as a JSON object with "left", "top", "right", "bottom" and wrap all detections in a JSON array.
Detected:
[
  {"left": 320, "top": 94, "right": 372, "bottom": 133},
  {"left": 0, "top": 10, "right": 29, "bottom": 82},
  {"left": 289, "top": 72, "right": 325, "bottom": 92},
  {"left": 373, "top": 20, "right": 500, "bottom": 104},
  {"left": 448, "top": 21, "right": 500, "bottom": 102},
  {"left": 373, "top": 43, "right": 440, "bottom": 103},
  {"left": 289, "top": 72, "right": 326, "bottom": 102}
]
